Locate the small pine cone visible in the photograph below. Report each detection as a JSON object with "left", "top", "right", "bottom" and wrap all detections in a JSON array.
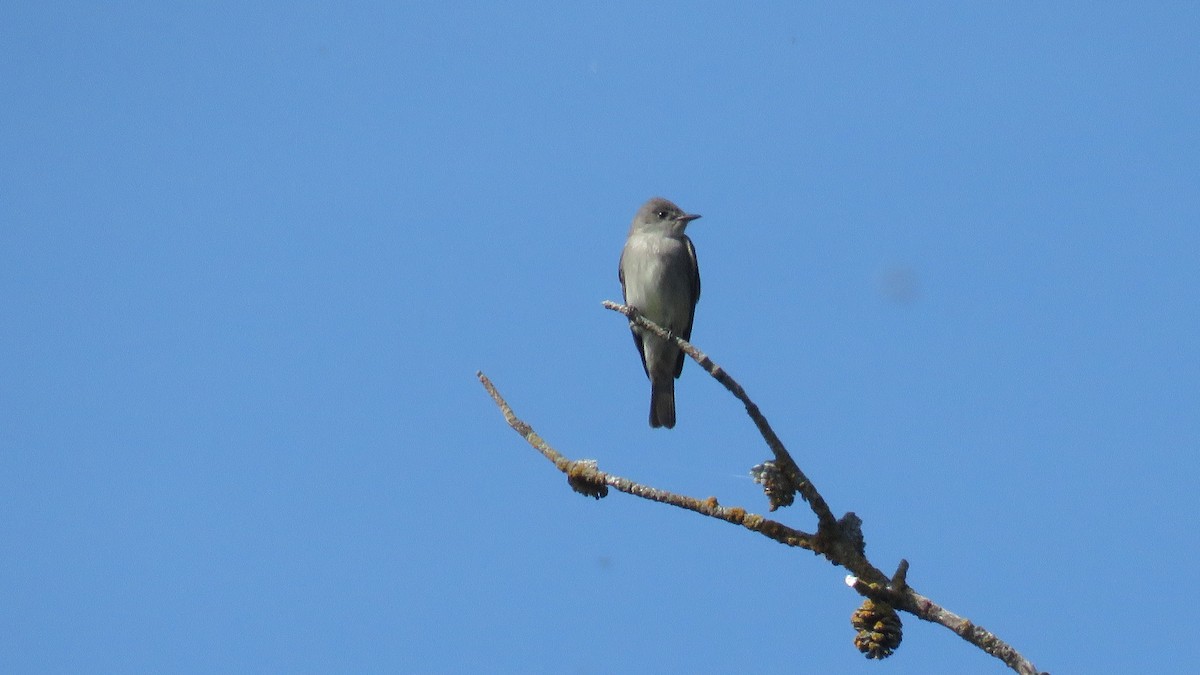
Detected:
[
  {"left": 749, "top": 461, "right": 796, "bottom": 510},
  {"left": 566, "top": 460, "right": 608, "bottom": 499},
  {"left": 851, "top": 598, "right": 903, "bottom": 659}
]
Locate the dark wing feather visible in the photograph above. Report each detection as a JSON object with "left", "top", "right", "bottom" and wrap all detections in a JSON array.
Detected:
[{"left": 673, "top": 235, "right": 700, "bottom": 378}]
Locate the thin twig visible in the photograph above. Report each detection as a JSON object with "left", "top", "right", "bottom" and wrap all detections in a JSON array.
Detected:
[{"left": 478, "top": 371, "right": 815, "bottom": 548}]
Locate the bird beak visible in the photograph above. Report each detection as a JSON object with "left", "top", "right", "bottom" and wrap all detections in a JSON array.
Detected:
[{"left": 678, "top": 213, "right": 702, "bottom": 223}]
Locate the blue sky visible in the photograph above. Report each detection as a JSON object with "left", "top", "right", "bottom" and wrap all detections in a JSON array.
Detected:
[{"left": 2, "top": 3, "right": 1197, "bottom": 673}]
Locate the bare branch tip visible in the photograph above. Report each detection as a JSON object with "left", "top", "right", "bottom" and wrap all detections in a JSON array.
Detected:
[{"left": 892, "top": 559, "right": 910, "bottom": 589}]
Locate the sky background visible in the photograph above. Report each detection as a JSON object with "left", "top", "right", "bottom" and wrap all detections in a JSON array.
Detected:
[{"left": 2, "top": 2, "right": 1197, "bottom": 673}]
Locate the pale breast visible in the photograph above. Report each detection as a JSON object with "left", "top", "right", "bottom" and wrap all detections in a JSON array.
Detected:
[{"left": 620, "top": 233, "right": 694, "bottom": 331}]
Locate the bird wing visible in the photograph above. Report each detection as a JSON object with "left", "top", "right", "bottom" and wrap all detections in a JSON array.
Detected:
[{"left": 674, "top": 234, "right": 701, "bottom": 378}]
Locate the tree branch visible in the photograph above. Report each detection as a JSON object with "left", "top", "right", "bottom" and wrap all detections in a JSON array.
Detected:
[
  {"left": 479, "top": 371, "right": 815, "bottom": 549},
  {"left": 476, "top": 302, "right": 1047, "bottom": 675}
]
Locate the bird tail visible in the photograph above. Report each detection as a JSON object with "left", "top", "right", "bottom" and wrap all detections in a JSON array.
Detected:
[{"left": 649, "top": 378, "right": 676, "bottom": 429}]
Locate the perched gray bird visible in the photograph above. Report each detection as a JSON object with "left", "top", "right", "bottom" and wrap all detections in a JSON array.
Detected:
[{"left": 618, "top": 197, "right": 701, "bottom": 429}]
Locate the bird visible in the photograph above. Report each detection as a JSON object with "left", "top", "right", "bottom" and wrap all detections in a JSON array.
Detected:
[{"left": 618, "top": 197, "right": 701, "bottom": 429}]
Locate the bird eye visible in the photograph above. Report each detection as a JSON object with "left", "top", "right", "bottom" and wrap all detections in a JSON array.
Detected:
[{"left": 656, "top": 210, "right": 668, "bottom": 219}]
